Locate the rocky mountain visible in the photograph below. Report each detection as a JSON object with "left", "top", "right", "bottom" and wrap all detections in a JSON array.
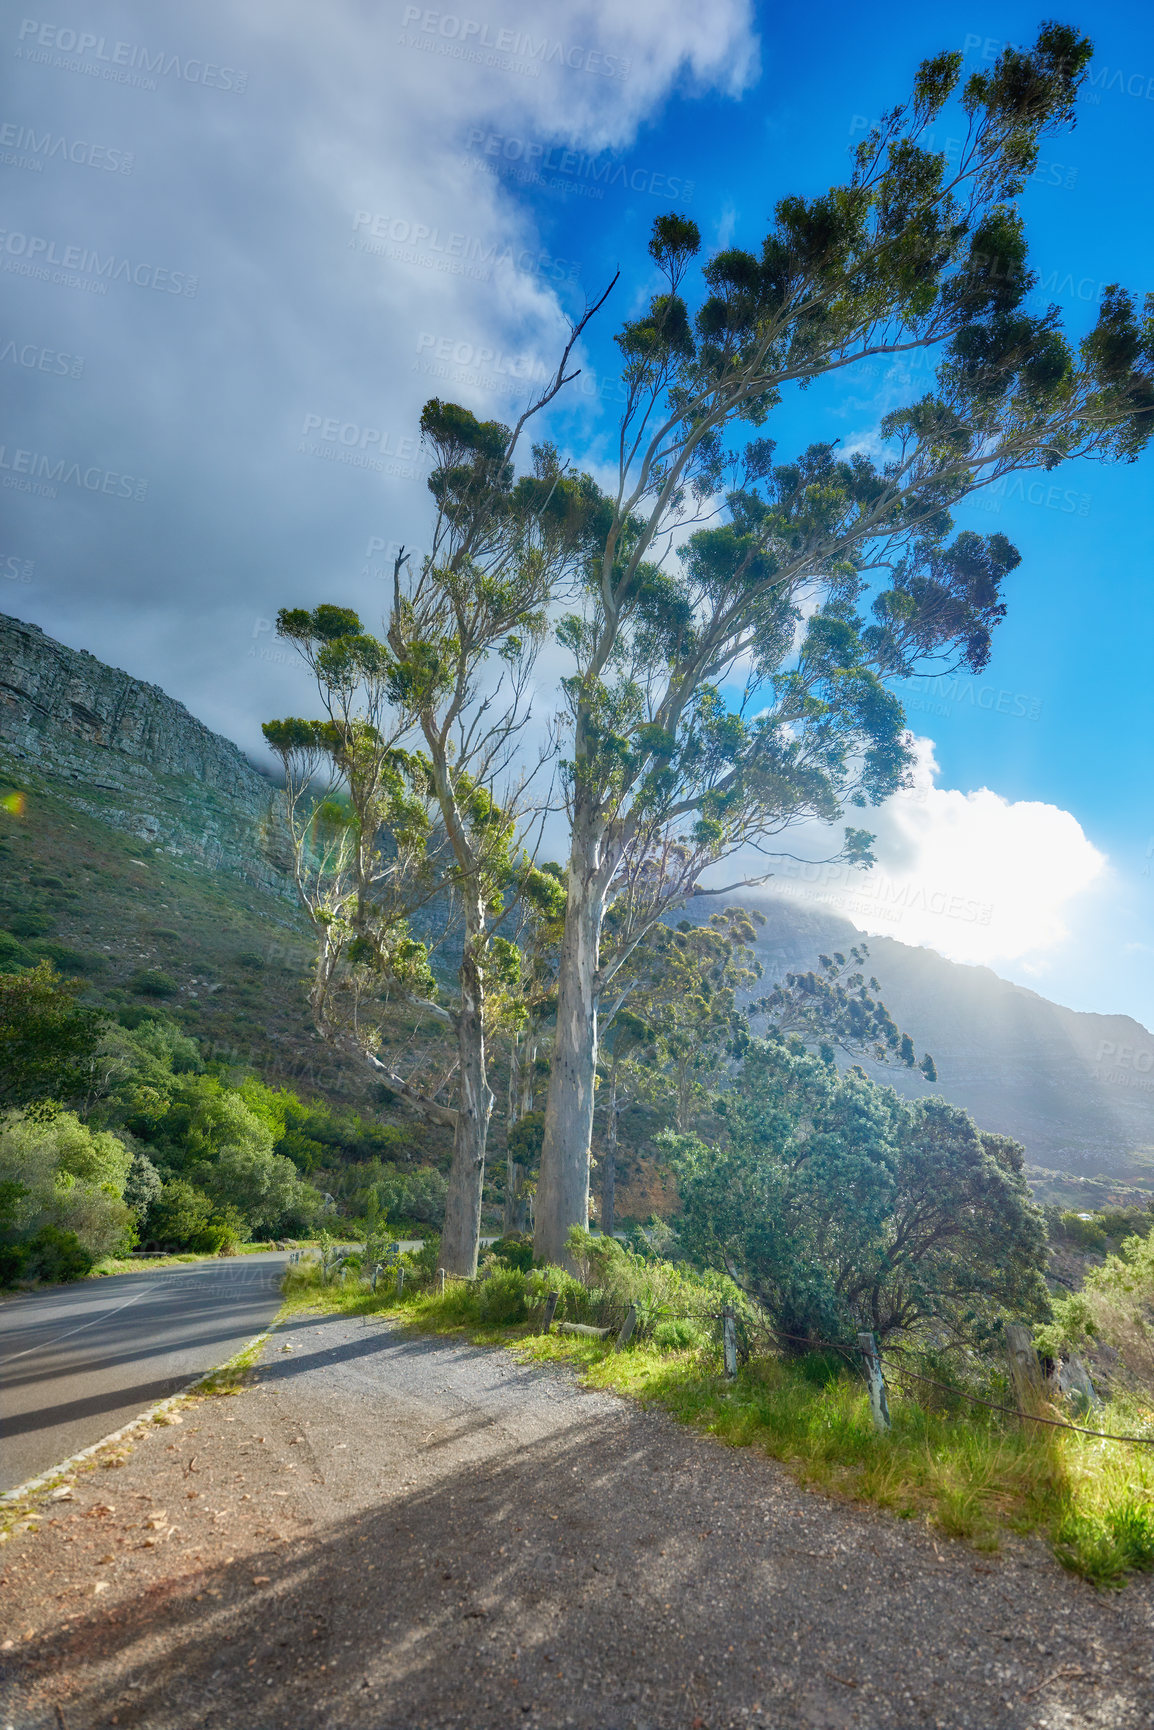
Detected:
[
  {"left": 686, "top": 891, "right": 1154, "bottom": 1184},
  {"left": 3, "top": 611, "right": 1150, "bottom": 1190},
  {"left": 0, "top": 613, "right": 290, "bottom": 892}
]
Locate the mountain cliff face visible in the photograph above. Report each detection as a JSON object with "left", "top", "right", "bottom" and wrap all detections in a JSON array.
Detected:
[
  {"left": 3, "top": 611, "right": 1150, "bottom": 1184},
  {"left": 0, "top": 613, "right": 290, "bottom": 892},
  {"left": 699, "top": 893, "right": 1154, "bottom": 1181}
]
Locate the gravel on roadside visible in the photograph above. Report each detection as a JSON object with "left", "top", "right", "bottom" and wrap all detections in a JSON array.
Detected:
[{"left": 1, "top": 1309, "right": 1151, "bottom": 1730}]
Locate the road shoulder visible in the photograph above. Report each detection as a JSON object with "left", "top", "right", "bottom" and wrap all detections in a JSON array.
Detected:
[{"left": 2, "top": 1308, "right": 1151, "bottom": 1730}]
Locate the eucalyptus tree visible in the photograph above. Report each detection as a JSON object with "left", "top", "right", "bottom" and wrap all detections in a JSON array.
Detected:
[
  {"left": 748, "top": 945, "right": 938, "bottom": 1079},
  {"left": 532, "top": 25, "right": 1154, "bottom": 1263},
  {"left": 266, "top": 389, "right": 607, "bottom": 1275}
]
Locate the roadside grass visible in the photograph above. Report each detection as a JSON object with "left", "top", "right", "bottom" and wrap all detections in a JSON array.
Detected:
[{"left": 279, "top": 1259, "right": 1154, "bottom": 1588}]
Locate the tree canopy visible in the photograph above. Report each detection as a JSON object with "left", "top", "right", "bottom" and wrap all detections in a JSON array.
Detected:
[{"left": 674, "top": 1038, "right": 1050, "bottom": 1350}]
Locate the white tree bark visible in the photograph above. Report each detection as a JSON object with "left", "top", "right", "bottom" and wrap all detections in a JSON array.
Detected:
[
  {"left": 439, "top": 915, "right": 493, "bottom": 1277},
  {"left": 533, "top": 847, "right": 607, "bottom": 1266}
]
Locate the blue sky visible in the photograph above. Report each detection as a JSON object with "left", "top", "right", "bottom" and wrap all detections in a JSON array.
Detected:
[{"left": 3, "top": 0, "right": 1152, "bottom": 1024}]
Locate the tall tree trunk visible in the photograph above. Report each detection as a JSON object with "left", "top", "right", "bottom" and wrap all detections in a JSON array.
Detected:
[
  {"left": 601, "top": 1055, "right": 618, "bottom": 1241},
  {"left": 439, "top": 932, "right": 492, "bottom": 1277},
  {"left": 677, "top": 1052, "right": 691, "bottom": 1133},
  {"left": 534, "top": 857, "right": 606, "bottom": 1266}
]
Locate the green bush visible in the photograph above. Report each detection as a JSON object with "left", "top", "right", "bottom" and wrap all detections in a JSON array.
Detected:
[
  {"left": 0, "top": 1108, "right": 134, "bottom": 1276},
  {"left": 485, "top": 1233, "right": 534, "bottom": 1273},
  {"left": 0, "top": 932, "right": 36, "bottom": 972},
  {"left": 130, "top": 969, "right": 179, "bottom": 998},
  {"left": 146, "top": 1179, "right": 241, "bottom": 1254},
  {"left": 405, "top": 1234, "right": 442, "bottom": 1281},
  {"left": 22, "top": 1224, "right": 93, "bottom": 1283},
  {"left": 652, "top": 1317, "right": 709, "bottom": 1352},
  {"left": 9, "top": 912, "right": 54, "bottom": 938},
  {"left": 477, "top": 1265, "right": 530, "bottom": 1324},
  {"left": 31, "top": 942, "right": 105, "bottom": 975},
  {"left": 1058, "top": 1211, "right": 1109, "bottom": 1250},
  {"left": 1098, "top": 1208, "right": 1154, "bottom": 1243}
]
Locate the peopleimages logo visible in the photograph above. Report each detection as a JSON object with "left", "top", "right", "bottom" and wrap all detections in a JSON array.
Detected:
[
  {"left": 463, "top": 129, "right": 695, "bottom": 203},
  {"left": 0, "top": 231, "right": 197, "bottom": 296},
  {"left": 0, "top": 119, "right": 134, "bottom": 173},
  {"left": 398, "top": 8, "right": 629, "bottom": 79},
  {"left": 351, "top": 211, "right": 580, "bottom": 283},
  {"left": 0, "top": 442, "right": 148, "bottom": 501},
  {"left": 0, "top": 336, "right": 84, "bottom": 377},
  {"left": 14, "top": 20, "right": 247, "bottom": 92}
]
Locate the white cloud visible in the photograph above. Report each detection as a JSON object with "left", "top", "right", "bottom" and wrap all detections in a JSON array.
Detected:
[
  {"left": 769, "top": 737, "right": 1108, "bottom": 967},
  {"left": 4, "top": 0, "right": 758, "bottom": 755}
]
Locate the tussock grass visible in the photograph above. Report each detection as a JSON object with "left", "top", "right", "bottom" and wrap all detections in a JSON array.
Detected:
[{"left": 281, "top": 1258, "right": 1154, "bottom": 1587}]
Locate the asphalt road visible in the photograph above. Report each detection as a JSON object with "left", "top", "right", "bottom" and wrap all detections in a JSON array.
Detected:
[{"left": 0, "top": 1253, "right": 286, "bottom": 1493}]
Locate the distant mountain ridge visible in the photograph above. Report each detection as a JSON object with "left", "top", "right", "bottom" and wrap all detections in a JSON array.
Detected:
[
  {"left": 0, "top": 612, "right": 290, "bottom": 891},
  {"left": 683, "top": 892, "right": 1154, "bottom": 1182},
  {"left": 3, "top": 612, "right": 1150, "bottom": 1184}
]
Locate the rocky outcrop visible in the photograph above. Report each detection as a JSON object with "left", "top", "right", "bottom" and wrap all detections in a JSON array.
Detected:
[{"left": 0, "top": 613, "right": 291, "bottom": 892}]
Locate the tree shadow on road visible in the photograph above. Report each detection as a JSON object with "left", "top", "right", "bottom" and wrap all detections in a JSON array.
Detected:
[{"left": 4, "top": 1323, "right": 1148, "bottom": 1730}]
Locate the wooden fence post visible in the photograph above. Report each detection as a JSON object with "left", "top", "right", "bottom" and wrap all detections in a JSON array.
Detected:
[
  {"left": 857, "top": 1332, "right": 892, "bottom": 1433},
  {"left": 1005, "top": 1322, "right": 1044, "bottom": 1426},
  {"left": 395, "top": 1265, "right": 405, "bottom": 1299},
  {"left": 722, "top": 1307, "right": 738, "bottom": 1379},
  {"left": 615, "top": 1304, "right": 638, "bottom": 1351},
  {"left": 540, "top": 1291, "right": 558, "bottom": 1334},
  {"left": 436, "top": 1267, "right": 446, "bottom": 1297}
]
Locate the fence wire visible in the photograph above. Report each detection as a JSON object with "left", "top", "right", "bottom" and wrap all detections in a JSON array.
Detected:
[{"left": 629, "top": 1306, "right": 1154, "bottom": 1449}]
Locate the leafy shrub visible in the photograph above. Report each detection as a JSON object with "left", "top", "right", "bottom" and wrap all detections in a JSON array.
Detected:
[
  {"left": 485, "top": 1233, "right": 534, "bottom": 1273},
  {"left": 22, "top": 1224, "right": 93, "bottom": 1283},
  {"left": 236, "top": 951, "right": 266, "bottom": 970},
  {"left": 652, "top": 1317, "right": 708, "bottom": 1352},
  {"left": 0, "top": 964, "right": 106, "bottom": 1106},
  {"left": 9, "top": 912, "right": 54, "bottom": 938},
  {"left": 193, "top": 1141, "right": 320, "bottom": 1239},
  {"left": 124, "top": 1150, "right": 162, "bottom": 1220},
  {"left": 31, "top": 943, "right": 105, "bottom": 975},
  {"left": 525, "top": 1263, "right": 590, "bottom": 1323},
  {"left": 354, "top": 1162, "right": 448, "bottom": 1227},
  {"left": 676, "top": 1041, "right": 1050, "bottom": 1350},
  {"left": 477, "top": 1265, "right": 529, "bottom": 1324},
  {"left": 1051, "top": 1230, "right": 1154, "bottom": 1394},
  {"left": 146, "top": 1179, "right": 241, "bottom": 1254},
  {"left": 0, "top": 932, "right": 36, "bottom": 972},
  {"left": 403, "top": 1166, "right": 448, "bottom": 1225},
  {"left": 562, "top": 1228, "right": 744, "bottom": 1339},
  {"left": 403, "top": 1234, "right": 442, "bottom": 1282},
  {"left": 130, "top": 970, "right": 178, "bottom": 998},
  {"left": 1058, "top": 1211, "right": 1109, "bottom": 1250},
  {"left": 0, "top": 1108, "right": 134, "bottom": 1275},
  {"left": 1098, "top": 1208, "right": 1154, "bottom": 1243}
]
